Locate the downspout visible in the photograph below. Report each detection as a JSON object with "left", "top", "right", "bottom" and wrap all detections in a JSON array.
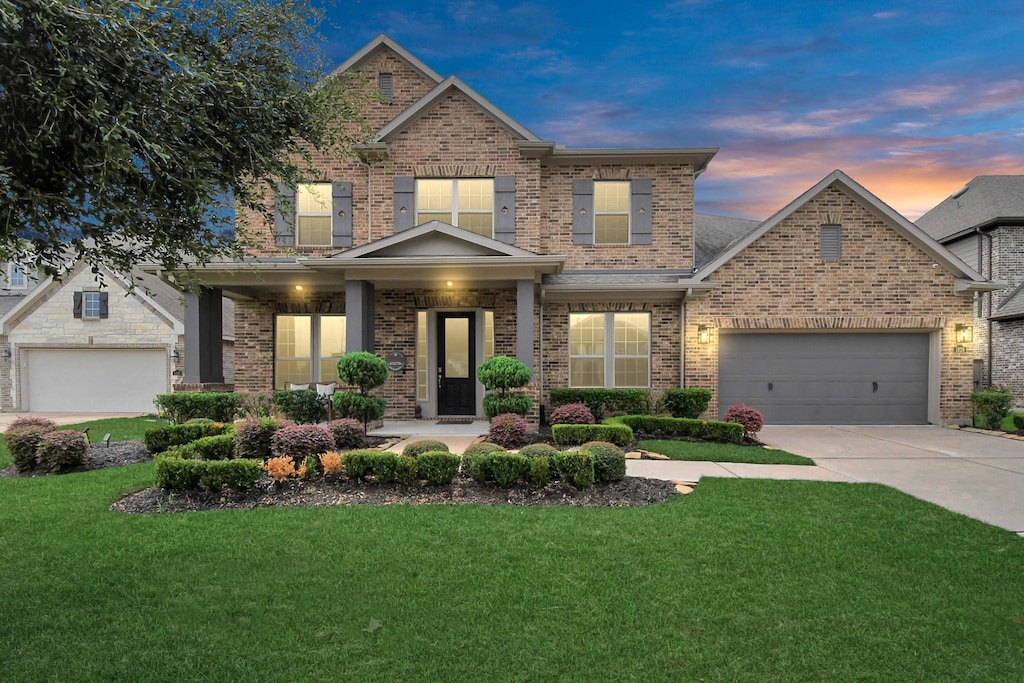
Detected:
[
  {"left": 357, "top": 155, "right": 372, "bottom": 242},
  {"left": 680, "top": 292, "right": 687, "bottom": 388},
  {"left": 986, "top": 231, "right": 994, "bottom": 386},
  {"left": 538, "top": 288, "right": 545, "bottom": 424}
]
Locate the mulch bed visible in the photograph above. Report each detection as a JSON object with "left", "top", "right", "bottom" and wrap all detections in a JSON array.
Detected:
[{"left": 0, "top": 440, "right": 153, "bottom": 478}]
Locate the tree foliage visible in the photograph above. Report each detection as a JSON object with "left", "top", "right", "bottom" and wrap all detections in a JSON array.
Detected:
[{"left": 0, "top": 0, "right": 373, "bottom": 281}]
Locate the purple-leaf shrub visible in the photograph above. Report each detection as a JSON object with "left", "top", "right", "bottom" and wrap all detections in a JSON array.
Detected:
[
  {"left": 37, "top": 430, "right": 88, "bottom": 472},
  {"left": 327, "top": 418, "right": 368, "bottom": 449},
  {"left": 548, "top": 402, "right": 595, "bottom": 425},
  {"left": 6, "top": 416, "right": 58, "bottom": 432},
  {"left": 488, "top": 413, "right": 529, "bottom": 449},
  {"left": 270, "top": 424, "right": 335, "bottom": 460},
  {"left": 723, "top": 404, "right": 764, "bottom": 435}
]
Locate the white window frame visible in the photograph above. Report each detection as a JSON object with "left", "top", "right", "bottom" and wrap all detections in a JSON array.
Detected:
[
  {"left": 296, "top": 183, "right": 333, "bottom": 247},
  {"left": 274, "top": 314, "right": 346, "bottom": 388},
  {"left": 415, "top": 178, "right": 494, "bottom": 237},
  {"left": 568, "top": 312, "right": 651, "bottom": 388},
  {"left": 83, "top": 291, "right": 102, "bottom": 320},
  {"left": 593, "top": 181, "right": 631, "bottom": 245},
  {"left": 6, "top": 262, "right": 26, "bottom": 289}
]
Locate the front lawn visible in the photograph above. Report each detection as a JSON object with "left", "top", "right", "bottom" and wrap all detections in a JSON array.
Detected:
[
  {"left": 0, "top": 468, "right": 1022, "bottom": 680},
  {"left": 1001, "top": 412, "right": 1023, "bottom": 433},
  {"left": 638, "top": 438, "right": 814, "bottom": 465}
]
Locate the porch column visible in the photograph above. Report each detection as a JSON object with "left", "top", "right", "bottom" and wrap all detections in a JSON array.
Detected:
[
  {"left": 345, "top": 280, "right": 376, "bottom": 353},
  {"left": 516, "top": 279, "right": 534, "bottom": 372},
  {"left": 183, "top": 288, "right": 224, "bottom": 383}
]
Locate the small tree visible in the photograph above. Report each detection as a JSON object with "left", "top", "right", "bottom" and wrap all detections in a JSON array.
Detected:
[
  {"left": 333, "top": 352, "right": 388, "bottom": 433},
  {"left": 477, "top": 355, "right": 533, "bottom": 418}
]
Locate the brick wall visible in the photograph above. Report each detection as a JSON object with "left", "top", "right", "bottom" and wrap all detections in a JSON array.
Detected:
[{"left": 684, "top": 185, "right": 975, "bottom": 423}]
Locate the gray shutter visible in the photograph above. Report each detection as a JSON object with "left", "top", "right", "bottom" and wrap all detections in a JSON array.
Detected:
[
  {"left": 394, "top": 176, "right": 415, "bottom": 232},
  {"left": 572, "top": 179, "right": 594, "bottom": 245},
  {"left": 73, "top": 292, "right": 82, "bottom": 318},
  {"left": 99, "top": 292, "right": 109, "bottom": 319},
  {"left": 331, "top": 181, "right": 353, "bottom": 248},
  {"left": 273, "top": 182, "right": 295, "bottom": 247},
  {"left": 493, "top": 175, "right": 516, "bottom": 244},
  {"left": 821, "top": 224, "right": 842, "bottom": 260},
  {"left": 630, "top": 178, "right": 653, "bottom": 245}
]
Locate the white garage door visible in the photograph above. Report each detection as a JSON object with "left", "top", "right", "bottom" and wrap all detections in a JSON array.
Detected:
[{"left": 24, "top": 349, "right": 168, "bottom": 413}]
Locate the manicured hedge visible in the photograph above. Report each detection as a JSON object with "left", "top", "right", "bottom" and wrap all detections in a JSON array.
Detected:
[
  {"left": 155, "top": 455, "right": 262, "bottom": 491},
  {"left": 174, "top": 434, "right": 236, "bottom": 461},
  {"left": 144, "top": 422, "right": 231, "bottom": 454},
  {"left": 153, "top": 392, "right": 242, "bottom": 423},
  {"left": 552, "top": 450, "right": 595, "bottom": 488},
  {"left": 607, "top": 415, "right": 743, "bottom": 444},
  {"left": 579, "top": 441, "right": 626, "bottom": 483},
  {"left": 551, "top": 423, "right": 634, "bottom": 447},
  {"left": 549, "top": 388, "right": 651, "bottom": 420},
  {"left": 417, "top": 451, "right": 461, "bottom": 485},
  {"left": 661, "top": 388, "right": 712, "bottom": 419},
  {"left": 341, "top": 450, "right": 415, "bottom": 484}
]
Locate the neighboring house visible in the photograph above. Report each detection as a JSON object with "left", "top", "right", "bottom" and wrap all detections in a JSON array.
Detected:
[
  {"left": 142, "top": 34, "right": 997, "bottom": 425},
  {"left": 0, "top": 261, "right": 234, "bottom": 413},
  {"left": 917, "top": 176, "right": 1024, "bottom": 404}
]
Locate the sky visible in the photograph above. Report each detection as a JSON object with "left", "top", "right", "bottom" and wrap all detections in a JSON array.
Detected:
[{"left": 323, "top": 0, "right": 1024, "bottom": 220}]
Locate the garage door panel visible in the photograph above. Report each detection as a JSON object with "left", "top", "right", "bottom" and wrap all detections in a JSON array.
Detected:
[
  {"left": 719, "top": 333, "right": 929, "bottom": 424},
  {"left": 25, "top": 349, "right": 167, "bottom": 413}
]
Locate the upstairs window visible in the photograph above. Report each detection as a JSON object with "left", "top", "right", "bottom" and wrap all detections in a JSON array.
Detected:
[
  {"left": 821, "top": 224, "right": 842, "bottom": 260},
  {"left": 83, "top": 292, "right": 102, "bottom": 319},
  {"left": 594, "top": 181, "right": 631, "bottom": 244},
  {"left": 296, "top": 183, "right": 333, "bottom": 246},
  {"left": 73, "top": 291, "right": 108, "bottom": 319},
  {"left": 416, "top": 179, "right": 494, "bottom": 238},
  {"left": 6, "top": 262, "right": 25, "bottom": 289}
]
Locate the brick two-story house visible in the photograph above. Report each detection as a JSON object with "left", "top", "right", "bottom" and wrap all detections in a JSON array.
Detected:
[{"left": 153, "top": 34, "right": 997, "bottom": 425}]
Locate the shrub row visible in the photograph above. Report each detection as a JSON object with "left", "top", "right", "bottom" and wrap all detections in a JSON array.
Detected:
[
  {"left": 153, "top": 392, "right": 242, "bottom": 423},
  {"left": 549, "top": 388, "right": 651, "bottom": 420},
  {"left": 144, "top": 422, "right": 232, "bottom": 454},
  {"left": 551, "top": 423, "right": 634, "bottom": 447},
  {"left": 607, "top": 415, "right": 744, "bottom": 444},
  {"left": 167, "top": 434, "right": 236, "bottom": 461},
  {"left": 155, "top": 455, "right": 263, "bottom": 491}
]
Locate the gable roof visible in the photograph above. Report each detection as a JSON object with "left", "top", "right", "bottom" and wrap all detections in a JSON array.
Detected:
[
  {"left": 917, "top": 176, "right": 1024, "bottom": 242},
  {"left": 325, "top": 33, "right": 443, "bottom": 85},
  {"left": 694, "top": 213, "right": 761, "bottom": 270},
  {"left": 690, "top": 170, "right": 994, "bottom": 292},
  {"left": 374, "top": 75, "right": 541, "bottom": 142}
]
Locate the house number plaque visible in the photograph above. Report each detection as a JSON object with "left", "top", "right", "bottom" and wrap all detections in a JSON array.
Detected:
[{"left": 385, "top": 351, "right": 407, "bottom": 372}]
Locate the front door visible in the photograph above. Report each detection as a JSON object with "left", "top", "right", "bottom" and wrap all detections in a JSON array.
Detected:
[{"left": 437, "top": 313, "right": 476, "bottom": 415}]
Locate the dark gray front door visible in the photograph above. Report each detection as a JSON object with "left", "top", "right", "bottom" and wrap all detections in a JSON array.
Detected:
[
  {"left": 437, "top": 313, "right": 476, "bottom": 415},
  {"left": 718, "top": 333, "right": 929, "bottom": 424}
]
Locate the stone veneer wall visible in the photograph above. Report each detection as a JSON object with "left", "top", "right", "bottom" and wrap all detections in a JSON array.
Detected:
[{"left": 683, "top": 185, "right": 976, "bottom": 423}]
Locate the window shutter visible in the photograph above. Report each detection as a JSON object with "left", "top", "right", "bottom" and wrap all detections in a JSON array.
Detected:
[
  {"left": 493, "top": 175, "right": 516, "bottom": 244},
  {"left": 331, "top": 181, "right": 353, "bottom": 248},
  {"left": 273, "top": 183, "right": 295, "bottom": 247},
  {"left": 394, "top": 176, "right": 415, "bottom": 232},
  {"left": 73, "top": 292, "right": 82, "bottom": 318},
  {"left": 572, "top": 179, "right": 594, "bottom": 245},
  {"left": 630, "top": 178, "right": 653, "bottom": 245},
  {"left": 821, "top": 224, "right": 842, "bottom": 260},
  {"left": 99, "top": 292, "right": 109, "bottom": 319}
]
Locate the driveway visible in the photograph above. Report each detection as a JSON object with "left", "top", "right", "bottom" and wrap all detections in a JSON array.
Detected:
[{"left": 759, "top": 425, "right": 1024, "bottom": 534}]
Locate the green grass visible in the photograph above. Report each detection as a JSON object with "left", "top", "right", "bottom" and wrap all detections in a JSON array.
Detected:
[
  {"left": 1000, "top": 412, "right": 1023, "bottom": 433},
  {"left": 1, "top": 470, "right": 1022, "bottom": 681},
  {"left": 638, "top": 438, "right": 815, "bottom": 465},
  {"left": 0, "top": 415, "right": 169, "bottom": 468}
]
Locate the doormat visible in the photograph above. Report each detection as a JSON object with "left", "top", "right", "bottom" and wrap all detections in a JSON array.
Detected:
[{"left": 436, "top": 419, "right": 474, "bottom": 425}]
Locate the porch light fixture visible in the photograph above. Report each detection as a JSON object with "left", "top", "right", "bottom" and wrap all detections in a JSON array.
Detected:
[
  {"left": 955, "top": 323, "right": 973, "bottom": 344},
  {"left": 170, "top": 349, "right": 180, "bottom": 362},
  {"left": 446, "top": 281, "right": 453, "bottom": 287},
  {"left": 294, "top": 285, "right": 304, "bottom": 291},
  {"left": 0, "top": 348, "right": 10, "bottom": 360},
  {"left": 697, "top": 324, "right": 711, "bottom": 344}
]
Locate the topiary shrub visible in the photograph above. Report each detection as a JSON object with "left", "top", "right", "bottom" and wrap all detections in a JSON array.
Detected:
[
  {"left": 529, "top": 456, "right": 551, "bottom": 487},
  {"left": 548, "top": 402, "right": 595, "bottom": 425},
  {"left": 489, "top": 453, "right": 529, "bottom": 487},
  {"left": 332, "top": 393, "right": 386, "bottom": 431},
  {"left": 518, "top": 443, "right": 558, "bottom": 460},
  {"left": 477, "top": 355, "right": 533, "bottom": 418},
  {"left": 580, "top": 441, "right": 626, "bottom": 483},
  {"left": 403, "top": 439, "right": 450, "bottom": 458},
  {"left": 661, "top": 388, "right": 712, "bottom": 419},
  {"left": 6, "top": 424, "right": 55, "bottom": 472},
  {"left": 334, "top": 352, "right": 389, "bottom": 433},
  {"left": 462, "top": 442, "right": 506, "bottom": 457},
  {"left": 271, "top": 389, "right": 328, "bottom": 424},
  {"left": 724, "top": 404, "right": 764, "bottom": 436},
  {"left": 552, "top": 450, "right": 595, "bottom": 488},
  {"left": 270, "top": 424, "right": 334, "bottom": 460},
  {"left": 417, "top": 451, "right": 461, "bottom": 485},
  {"left": 153, "top": 391, "right": 241, "bottom": 423},
  {"left": 36, "top": 430, "right": 88, "bottom": 472},
  {"left": 551, "top": 423, "right": 633, "bottom": 447},
  {"left": 233, "top": 417, "right": 283, "bottom": 460},
  {"left": 327, "top": 419, "right": 367, "bottom": 450},
  {"left": 488, "top": 413, "right": 529, "bottom": 449},
  {"left": 972, "top": 386, "right": 1014, "bottom": 430}
]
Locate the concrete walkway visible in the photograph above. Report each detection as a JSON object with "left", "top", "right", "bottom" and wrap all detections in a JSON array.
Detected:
[
  {"left": 625, "top": 459, "right": 853, "bottom": 483},
  {"left": 370, "top": 420, "right": 488, "bottom": 456}
]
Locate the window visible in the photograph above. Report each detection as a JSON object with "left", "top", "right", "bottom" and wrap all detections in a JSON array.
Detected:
[
  {"left": 416, "top": 311, "right": 428, "bottom": 401},
  {"left": 594, "top": 181, "right": 630, "bottom": 244},
  {"left": 416, "top": 179, "right": 494, "bottom": 237},
  {"left": 821, "top": 224, "right": 841, "bottom": 260},
  {"left": 484, "top": 311, "right": 494, "bottom": 361},
  {"left": 83, "top": 292, "right": 102, "bottom": 319},
  {"left": 296, "top": 183, "right": 332, "bottom": 246},
  {"left": 379, "top": 73, "right": 394, "bottom": 102},
  {"left": 6, "top": 263, "right": 25, "bottom": 289},
  {"left": 275, "top": 314, "right": 346, "bottom": 388},
  {"left": 569, "top": 312, "right": 650, "bottom": 388}
]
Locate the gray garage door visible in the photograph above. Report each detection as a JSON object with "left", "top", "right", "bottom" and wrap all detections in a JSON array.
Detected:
[
  {"left": 24, "top": 349, "right": 168, "bottom": 413},
  {"left": 718, "top": 333, "right": 929, "bottom": 424}
]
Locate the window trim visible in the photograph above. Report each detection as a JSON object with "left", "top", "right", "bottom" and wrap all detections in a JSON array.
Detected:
[
  {"left": 593, "top": 181, "right": 631, "bottom": 245},
  {"left": 274, "top": 313, "right": 346, "bottom": 388},
  {"left": 6, "top": 262, "right": 25, "bottom": 289},
  {"left": 295, "top": 182, "right": 333, "bottom": 247},
  {"left": 415, "top": 178, "right": 494, "bottom": 238},
  {"left": 568, "top": 312, "right": 651, "bottom": 389}
]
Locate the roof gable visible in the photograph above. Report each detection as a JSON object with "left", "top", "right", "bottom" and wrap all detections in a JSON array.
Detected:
[
  {"left": 327, "top": 221, "right": 542, "bottom": 260},
  {"left": 694, "top": 170, "right": 989, "bottom": 285},
  {"left": 325, "top": 34, "right": 443, "bottom": 85},
  {"left": 917, "top": 175, "right": 1024, "bottom": 242},
  {"left": 375, "top": 76, "right": 540, "bottom": 143}
]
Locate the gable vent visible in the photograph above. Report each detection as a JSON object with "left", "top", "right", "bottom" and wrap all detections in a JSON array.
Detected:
[
  {"left": 379, "top": 73, "right": 394, "bottom": 102},
  {"left": 821, "top": 224, "right": 842, "bottom": 260}
]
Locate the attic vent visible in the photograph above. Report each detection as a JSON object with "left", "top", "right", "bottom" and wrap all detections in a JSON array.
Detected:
[
  {"left": 821, "top": 224, "right": 842, "bottom": 261},
  {"left": 379, "top": 73, "right": 394, "bottom": 102}
]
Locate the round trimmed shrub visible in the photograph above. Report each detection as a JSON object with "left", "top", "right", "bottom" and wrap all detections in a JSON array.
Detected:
[
  {"left": 6, "top": 425, "right": 53, "bottom": 472},
  {"left": 488, "top": 413, "right": 529, "bottom": 449},
  {"left": 462, "top": 442, "right": 506, "bottom": 457},
  {"left": 37, "top": 430, "right": 88, "bottom": 472},
  {"left": 553, "top": 450, "right": 595, "bottom": 488},
  {"left": 489, "top": 452, "right": 529, "bottom": 487},
  {"left": 518, "top": 443, "right": 558, "bottom": 459},
  {"left": 482, "top": 393, "right": 533, "bottom": 419},
  {"left": 549, "top": 403, "right": 595, "bottom": 425},
  {"left": 528, "top": 456, "right": 551, "bottom": 487},
  {"left": 417, "top": 451, "right": 461, "bottom": 485},
  {"left": 724, "top": 404, "right": 764, "bottom": 435},
  {"left": 270, "top": 424, "right": 334, "bottom": 460},
  {"left": 476, "top": 356, "right": 532, "bottom": 393},
  {"left": 403, "top": 439, "right": 450, "bottom": 458},
  {"left": 336, "top": 352, "right": 388, "bottom": 392},
  {"left": 234, "top": 417, "right": 283, "bottom": 460},
  {"left": 327, "top": 418, "right": 367, "bottom": 449},
  {"left": 580, "top": 441, "right": 626, "bottom": 483},
  {"left": 332, "top": 392, "right": 386, "bottom": 425}
]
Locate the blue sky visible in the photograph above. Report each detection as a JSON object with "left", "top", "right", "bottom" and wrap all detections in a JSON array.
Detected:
[{"left": 325, "top": 0, "right": 1024, "bottom": 220}]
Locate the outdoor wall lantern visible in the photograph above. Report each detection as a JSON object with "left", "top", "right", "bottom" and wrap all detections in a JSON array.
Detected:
[
  {"left": 0, "top": 348, "right": 10, "bottom": 360},
  {"left": 171, "top": 349, "right": 180, "bottom": 362},
  {"left": 697, "top": 324, "right": 711, "bottom": 344},
  {"left": 955, "top": 323, "right": 973, "bottom": 344}
]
